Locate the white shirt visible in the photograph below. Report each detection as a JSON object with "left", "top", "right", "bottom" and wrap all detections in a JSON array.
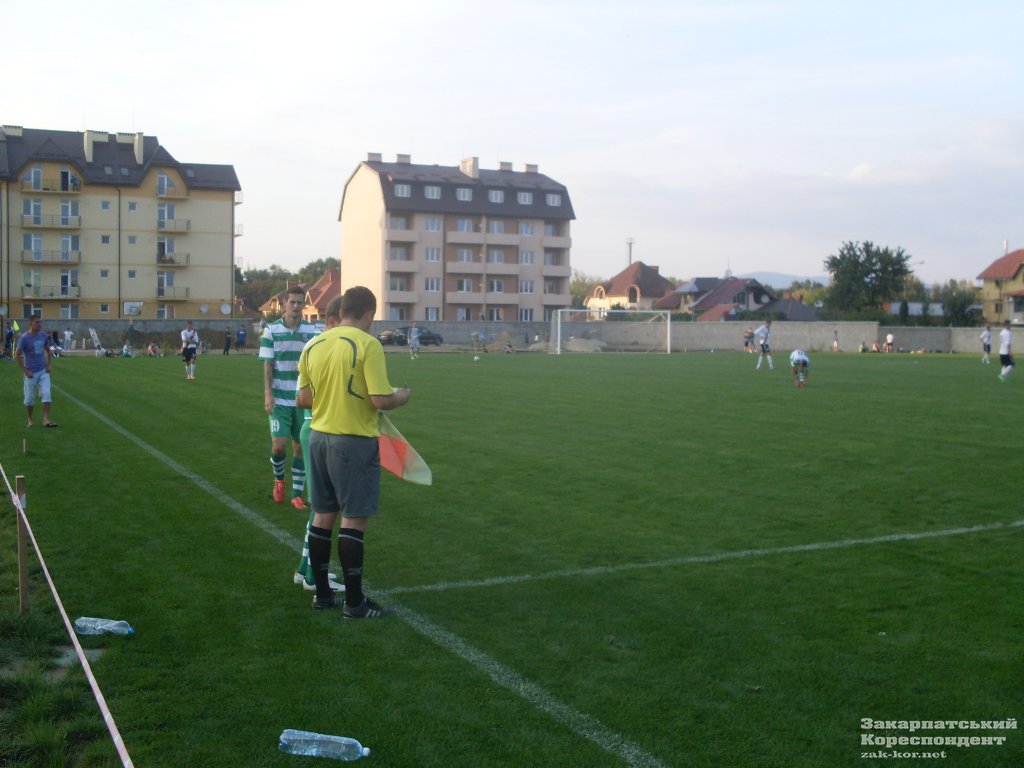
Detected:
[
  {"left": 181, "top": 328, "right": 199, "bottom": 349},
  {"left": 789, "top": 349, "right": 809, "bottom": 366},
  {"left": 754, "top": 324, "right": 771, "bottom": 345},
  {"left": 980, "top": 329, "right": 991, "bottom": 344},
  {"left": 999, "top": 327, "right": 1012, "bottom": 355}
]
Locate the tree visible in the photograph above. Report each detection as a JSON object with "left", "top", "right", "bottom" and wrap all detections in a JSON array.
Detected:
[
  {"left": 571, "top": 268, "right": 604, "bottom": 308},
  {"left": 939, "top": 280, "right": 979, "bottom": 326},
  {"left": 294, "top": 257, "right": 340, "bottom": 285},
  {"left": 823, "top": 241, "right": 912, "bottom": 314}
]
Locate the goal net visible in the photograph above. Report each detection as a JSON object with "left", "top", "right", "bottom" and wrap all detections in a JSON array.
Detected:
[{"left": 550, "top": 309, "right": 673, "bottom": 354}]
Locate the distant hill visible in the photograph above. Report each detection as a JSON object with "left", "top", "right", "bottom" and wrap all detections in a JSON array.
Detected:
[{"left": 737, "top": 272, "right": 829, "bottom": 289}]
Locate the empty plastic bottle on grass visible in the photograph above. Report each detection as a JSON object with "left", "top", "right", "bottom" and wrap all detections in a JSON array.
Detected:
[
  {"left": 279, "top": 729, "right": 370, "bottom": 760},
  {"left": 73, "top": 617, "right": 134, "bottom": 636}
]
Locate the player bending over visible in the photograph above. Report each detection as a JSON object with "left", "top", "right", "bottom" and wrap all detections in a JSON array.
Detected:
[{"left": 790, "top": 349, "right": 810, "bottom": 387}]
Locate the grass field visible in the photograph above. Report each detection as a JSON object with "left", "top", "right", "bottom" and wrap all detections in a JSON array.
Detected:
[{"left": 1, "top": 347, "right": 1022, "bottom": 767}]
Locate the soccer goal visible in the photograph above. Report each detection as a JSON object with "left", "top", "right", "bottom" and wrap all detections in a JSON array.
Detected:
[{"left": 550, "top": 308, "right": 673, "bottom": 354}]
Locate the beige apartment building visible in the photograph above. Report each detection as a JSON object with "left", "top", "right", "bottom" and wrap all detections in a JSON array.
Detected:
[
  {"left": 339, "top": 154, "right": 574, "bottom": 322},
  {"left": 0, "top": 125, "right": 240, "bottom": 321}
]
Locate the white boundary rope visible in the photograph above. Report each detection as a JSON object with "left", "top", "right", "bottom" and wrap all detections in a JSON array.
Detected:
[{"left": 2, "top": 462, "right": 135, "bottom": 767}]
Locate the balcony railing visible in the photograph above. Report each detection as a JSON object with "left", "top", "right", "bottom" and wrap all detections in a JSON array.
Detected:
[
  {"left": 21, "top": 214, "right": 81, "bottom": 229},
  {"left": 22, "top": 285, "right": 81, "bottom": 299},
  {"left": 21, "top": 177, "right": 81, "bottom": 193},
  {"left": 157, "top": 186, "right": 189, "bottom": 200},
  {"left": 156, "top": 286, "right": 190, "bottom": 299},
  {"left": 157, "top": 253, "right": 191, "bottom": 267},
  {"left": 157, "top": 218, "right": 191, "bottom": 233},
  {"left": 21, "top": 250, "right": 81, "bottom": 265}
]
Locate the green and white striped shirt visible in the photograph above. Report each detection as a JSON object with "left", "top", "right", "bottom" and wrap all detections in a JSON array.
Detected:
[{"left": 259, "top": 319, "right": 318, "bottom": 407}]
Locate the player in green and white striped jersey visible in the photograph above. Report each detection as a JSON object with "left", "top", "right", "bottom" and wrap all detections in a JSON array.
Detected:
[{"left": 260, "top": 285, "right": 318, "bottom": 509}]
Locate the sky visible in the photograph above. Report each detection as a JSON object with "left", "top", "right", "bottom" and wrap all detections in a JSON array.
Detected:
[{"left": 6, "top": 0, "right": 1023, "bottom": 286}]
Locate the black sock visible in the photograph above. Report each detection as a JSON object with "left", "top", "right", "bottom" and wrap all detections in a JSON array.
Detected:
[
  {"left": 308, "top": 526, "right": 334, "bottom": 601},
  {"left": 338, "top": 527, "right": 365, "bottom": 607}
]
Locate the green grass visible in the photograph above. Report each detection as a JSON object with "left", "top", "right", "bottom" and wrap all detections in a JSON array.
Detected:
[{"left": 1, "top": 349, "right": 1022, "bottom": 767}]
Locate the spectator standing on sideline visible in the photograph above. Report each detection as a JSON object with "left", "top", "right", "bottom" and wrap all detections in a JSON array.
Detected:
[
  {"left": 15, "top": 314, "right": 58, "bottom": 427},
  {"left": 408, "top": 320, "right": 421, "bottom": 359},
  {"left": 223, "top": 327, "right": 232, "bottom": 355},
  {"left": 742, "top": 327, "right": 754, "bottom": 354},
  {"left": 296, "top": 286, "right": 411, "bottom": 617},
  {"left": 63, "top": 327, "right": 74, "bottom": 352},
  {"left": 753, "top": 320, "right": 775, "bottom": 370},
  {"left": 980, "top": 325, "right": 992, "bottom": 364},
  {"left": 3, "top": 320, "right": 15, "bottom": 359},
  {"left": 236, "top": 326, "right": 247, "bottom": 352},
  {"left": 998, "top": 320, "right": 1014, "bottom": 383},
  {"left": 260, "top": 285, "right": 318, "bottom": 509},
  {"left": 180, "top": 320, "right": 200, "bottom": 380},
  {"left": 832, "top": 330, "right": 839, "bottom": 352}
]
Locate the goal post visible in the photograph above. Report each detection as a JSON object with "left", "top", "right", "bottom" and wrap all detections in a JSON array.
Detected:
[{"left": 550, "top": 308, "right": 672, "bottom": 354}]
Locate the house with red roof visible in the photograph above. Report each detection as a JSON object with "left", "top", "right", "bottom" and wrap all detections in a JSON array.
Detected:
[
  {"left": 584, "top": 262, "right": 676, "bottom": 311},
  {"left": 976, "top": 249, "right": 1024, "bottom": 323},
  {"left": 302, "top": 269, "right": 341, "bottom": 322}
]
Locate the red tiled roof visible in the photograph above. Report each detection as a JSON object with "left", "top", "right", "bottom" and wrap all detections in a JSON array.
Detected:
[
  {"left": 592, "top": 261, "right": 676, "bottom": 300},
  {"left": 977, "top": 249, "right": 1024, "bottom": 280},
  {"left": 695, "top": 304, "right": 738, "bottom": 322}
]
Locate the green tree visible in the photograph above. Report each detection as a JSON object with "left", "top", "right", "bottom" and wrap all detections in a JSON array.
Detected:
[
  {"left": 236, "top": 263, "right": 292, "bottom": 312},
  {"left": 939, "top": 280, "right": 979, "bottom": 326},
  {"left": 294, "top": 257, "right": 340, "bottom": 285},
  {"left": 571, "top": 268, "right": 604, "bottom": 308},
  {"left": 823, "top": 241, "right": 912, "bottom": 314}
]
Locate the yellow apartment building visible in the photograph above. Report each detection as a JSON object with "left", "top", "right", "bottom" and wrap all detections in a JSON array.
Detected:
[
  {"left": 339, "top": 154, "right": 574, "bottom": 322},
  {"left": 0, "top": 125, "right": 240, "bottom": 321}
]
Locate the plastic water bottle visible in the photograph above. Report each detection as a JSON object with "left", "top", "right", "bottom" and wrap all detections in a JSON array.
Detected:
[
  {"left": 73, "top": 617, "right": 134, "bottom": 636},
  {"left": 279, "top": 729, "right": 370, "bottom": 760}
]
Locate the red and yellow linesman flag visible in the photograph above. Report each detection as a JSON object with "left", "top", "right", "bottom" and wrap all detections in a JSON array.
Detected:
[{"left": 378, "top": 413, "right": 432, "bottom": 485}]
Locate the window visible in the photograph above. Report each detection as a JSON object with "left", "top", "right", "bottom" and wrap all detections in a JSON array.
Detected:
[
  {"left": 545, "top": 193, "right": 562, "bottom": 207},
  {"left": 60, "top": 199, "right": 80, "bottom": 225},
  {"left": 23, "top": 304, "right": 42, "bottom": 318},
  {"left": 519, "top": 221, "right": 534, "bottom": 235},
  {"left": 424, "top": 185, "right": 441, "bottom": 199},
  {"left": 157, "top": 172, "right": 176, "bottom": 196},
  {"left": 426, "top": 307, "right": 439, "bottom": 321},
  {"left": 101, "top": 200, "right": 111, "bottom": 211},
  {"left": 517, "top": 191, "right": 533, "bottom": 205},
  {"left": 157, "top": 237, "right": 176, "bottom": 262},
  {"left": 128, "top": 235, "right": 138, "bottom": 245},
  {"left": 457, "top": 248, "right": 473, "bottom": 262},
  {"left": 120, "top": 167, "right": 130, "bottom": 177},
  {"left": 488, "top": 279, "right": 504, "bottom": 293},
  {"left": 101, "top": 235, "right": 111, "bottom": 245},
  {"left": 487, "top": 249, "right": 504, "bottom": 264},
  {"left": 389, "top": 276, "right": 408, "bottom": 291},
  {"left": 128, "top": 270, "right": 137, "bottom": 279},
  {"left": 156, "top": 304, "right": 173, "bottom": 319},
  {"left": 456, "top": 187, "right": 472, "bottom": 201},
  {"left": 488, "top": 220, "right": 504, "bottom": 234},
  {"left": 456, "top": 279, "right": 473, "bottom": 292},
  {"left": 60, "top": 304, "right": 79, "bottom": 319},
  {"left": 425, "top": 247, "right": 441, "bottom": 262},
  {"left": 24, "top": 165, "right": 42, "bottom": 189},
  {"left": 127, "top": 201, "right": 138, "bottom": 212},
  {"left": 544, "top": 223, "right": 558, "bottom": 236},
  {"left": 23, "top": 233, "right": 42, "bottom": 260},
  {"left": 103, "top": 166, "right": 113, "bottom": 176},
  {"left": 22, "top": 198, "right": 41, "bottom": 225},
  {"left": 488, "top": 308, "right": 502, "bottom": 321},
  {"left": 544, "top": 251, "right": 561, "bottom": 266},
  {"left": 519, "top": 308, "right": 534, "bottom": 322},
  {"left": 60, "top": 269, "right": 78, "bottom": 296},
  {"left": 519, "top": 250, "right": 534, "bottom": 265},
  {"left": 488, "top": 190, "right": 504, "bottom": 203},
  {"left": 156, "top": 270, "right": 173, "bottom": 296},
  {"left": 100, "top": 304, "right": 110, "bottom": 314},
  {"left": 425, "top": 277, "right": 441, "bottom": 292},
  {"left": 456, "top": 218, "right": 474, "bottom": 232},
  {"left": 388, "top": 307, "right": 407, "bottom": 321},
  {"left": 390, "top": 215, "right": 407, "bottom": 229},
  {"left": 456, "top": 307, "right": 471, "bottom": 321},
  {"left": 61, "top": 235, "right": 79, "bottom": 258},
  {"left": 519, "top": 279, "right": 534, "bottom": 294},
  {"left": 544, "top": 279, "right": 559, "bottom": 294},
  {"left": 390, "top": 246, "right": 408, "bottom": 261},
  {"left": 394, "top": 183, "right": 411, "bottom": 198},
  {"left": 157, "top": 203, "right": 175, "bottom": 227},
  {"left": 425, "top": 217, "right": 441, "bottom": 232},
  {"left": 100, "top": 269, "right": 110, "bottom": 279}
]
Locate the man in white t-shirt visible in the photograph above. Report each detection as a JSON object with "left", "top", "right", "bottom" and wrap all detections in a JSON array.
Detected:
[
  {"left": 980, "top": 325, "right": 992, "bottom": 364},
  {"left": 753, "top": 320, "right": 774, "bottom": 370},
  {"left": 789, "top": 349, "right": 810, "bottom": 388},
  {"left": 998, "top": 320, "right": 1014, "bottom": 382}
]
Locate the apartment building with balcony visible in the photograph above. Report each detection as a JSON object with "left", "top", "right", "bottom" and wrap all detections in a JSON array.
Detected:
[
  {"left": 0, "top": 125, "right": 240, "bottom": 321},
  {"left": 339, "top": 154, "right": 575, "bottom": 322}
]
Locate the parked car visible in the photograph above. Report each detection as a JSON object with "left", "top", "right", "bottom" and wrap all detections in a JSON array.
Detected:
[
  {"left": 400, "top": 326, "right": 444, "bottom": 346},
  {"left": 377, "top": 328, "right": 408, "bottom": 346}
]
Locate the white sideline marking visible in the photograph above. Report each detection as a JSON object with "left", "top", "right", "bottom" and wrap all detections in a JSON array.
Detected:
[
  {"left": 381, "top": 520, "right": 1024, "bottom": 596},
  {"left": 61, "top": 389, "right": 668, "bottom": 768}
]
